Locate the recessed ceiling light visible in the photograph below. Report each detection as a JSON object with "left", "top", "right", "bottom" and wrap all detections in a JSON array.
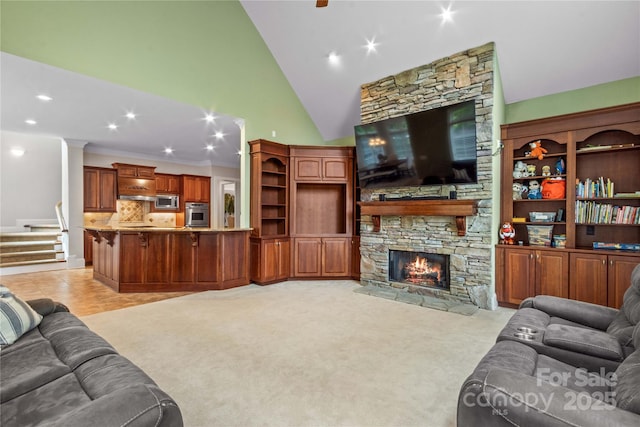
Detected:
[
  {"left": 125, "top": 112, "right": 136, "bottom": 120},
  {"left": 204, "top": 113, "right": 215, "bottom": 123},
  {"left": 215, "top": 131, "right": 224, "bottom": 139},
  {"left": 328, "top": 52, "right": 340, "bottom": 65},
  {"left": 365, "top": 38, "right": 377, "bottom": 53},
  {"left": 237, "top": 150, "right": 242, "bottom": 156},
  {"left": 107, "top": 123, "right": 118, "bottom": 130},
  {"left": 25, "top": 119, "right": 37, "bottom": 125},
  {"left": 36, "top": 94, "right": 52, "bottom": 102},
  {"left": 11, "top": 148, "right": 25, "bottom": 157},
  {"left": 164, "top": 148, "right": 174, "bottom": 154},
  {"left": 206, "top": 145, "right": 215, "bottom": 151},
  {"left": 440, "top": 6, "right": 454, "bottom": 23}
]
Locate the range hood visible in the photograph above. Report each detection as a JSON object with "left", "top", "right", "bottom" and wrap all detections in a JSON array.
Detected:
[{"left": 117, "top": 177, "right": 157, "bottom": 202}]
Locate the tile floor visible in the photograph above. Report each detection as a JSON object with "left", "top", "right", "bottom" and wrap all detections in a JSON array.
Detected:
[{"left": 2, "top": 267, "right": 193, "bottom": 316}]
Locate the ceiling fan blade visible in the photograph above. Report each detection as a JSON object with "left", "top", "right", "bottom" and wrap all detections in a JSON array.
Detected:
[{"left": 316, "top": 0, "right": 328, "bottom": 7}]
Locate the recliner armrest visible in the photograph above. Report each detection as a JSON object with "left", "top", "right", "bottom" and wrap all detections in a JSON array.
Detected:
[
  {"left": 478, "top": 368, "right": 640, "bottom": 426},
  {"left": 520, "top": 295, "right": 618, "bottom": 331},
  {"left": 542, "top": 324, "right": 624, "bottom": 361}
]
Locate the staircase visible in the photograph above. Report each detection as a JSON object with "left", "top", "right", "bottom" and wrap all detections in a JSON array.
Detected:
[{"left": 0, "top": 224, "right": 65, "bottom": 268}]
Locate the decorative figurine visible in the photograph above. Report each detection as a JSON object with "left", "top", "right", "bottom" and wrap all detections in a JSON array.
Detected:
[
  {"left": 528, "top": 140, "right": 548, "bottom": 160},
  {"left": 541, "top": 165, "right": 551, "bottom": 177},
  {"left": 513, "top": 161, "right": 527, "bottom": 178},
  {"left": 499, "top": 222, "right": 516, "bottom": 245},
  {"left": 527, "top": 180, "right": 542, "bottom": 199},
  {"left": 512, "top": 182, "right": 526, "bottom": 200},
  {"left": 555, "top": 157, "right": 566, "bottom": 175},
  {"left": 526, "top": 164, "right": 537, "bottom": 177}
]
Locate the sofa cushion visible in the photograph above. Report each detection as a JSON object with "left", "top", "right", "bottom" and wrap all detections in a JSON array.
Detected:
[{"left": 0, "top": 286, "right": 42, "bottom": 346}]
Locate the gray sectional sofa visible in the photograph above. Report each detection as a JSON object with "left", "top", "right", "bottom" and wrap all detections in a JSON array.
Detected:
[
  {"left": 0, "top": 298, "right": 183, "bottom": 427},
  {"left": 458, "top": 263, "right": 640, "bottom": 426}
]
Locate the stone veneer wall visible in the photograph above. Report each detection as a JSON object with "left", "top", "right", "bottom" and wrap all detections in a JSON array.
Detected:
[{"left": 359, "top": 42, "right": 496, "bottom": 309}]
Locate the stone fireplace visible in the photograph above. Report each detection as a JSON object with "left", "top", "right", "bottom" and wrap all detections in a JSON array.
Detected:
[
  {"left": 389, "top": 250, "right": 449, "bottom": 290},
  {"left": 358, "top": 42, "right": 498, "bottom": 310}
]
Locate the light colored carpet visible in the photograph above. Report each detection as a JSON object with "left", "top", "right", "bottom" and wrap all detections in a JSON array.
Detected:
[{"left": 81, "top": 280, "right": 515, "bottom": 427}]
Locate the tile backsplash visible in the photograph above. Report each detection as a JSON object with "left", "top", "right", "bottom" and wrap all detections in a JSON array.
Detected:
[{"left": 84, "top": 201, "right": 176, "bottom": 227}]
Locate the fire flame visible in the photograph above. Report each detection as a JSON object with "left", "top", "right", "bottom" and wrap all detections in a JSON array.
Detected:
[{"left": 409, "top": 256, "right": 441, "bottom": 281}]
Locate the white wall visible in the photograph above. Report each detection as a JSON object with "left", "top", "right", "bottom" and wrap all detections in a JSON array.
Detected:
[{"left": 0, "top": 131, "right": 62, "bottom": 228}]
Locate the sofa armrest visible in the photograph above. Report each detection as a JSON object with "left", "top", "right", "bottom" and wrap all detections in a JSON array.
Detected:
[
  {"left": 520, "top": 295, "right": 618, "bottom": 331},
  {"left": 27, "top": 298, "right": 69, "bottom": 316},
  {"left": 479, "top": 368, "right": 640, "bottom": 426},
  {"left": 542, "top": 324, "right": 624, "bottom": 361}
]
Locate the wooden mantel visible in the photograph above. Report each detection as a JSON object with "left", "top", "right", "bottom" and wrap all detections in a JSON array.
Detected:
[{"left": 358, "top": 199, "right": 478, "bottom": 235}]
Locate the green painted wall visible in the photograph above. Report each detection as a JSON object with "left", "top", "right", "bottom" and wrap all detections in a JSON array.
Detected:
[
  {"left": 0, "top": 0, "right": 323, "bottom": 146},
  {"left": 505, "top": 76, "right": 640, "bottom": 124}
]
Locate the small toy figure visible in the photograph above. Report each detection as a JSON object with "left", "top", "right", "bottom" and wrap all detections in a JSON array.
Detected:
[
  {"left": 555, "top": 157, "right": 566, "bottom": 175},
  {"left": 541, "top": 165, "right": 551, "bottom": 177},
  {"left": 499, "top": 222, "right": 516, "bottom": 245},
  {"left": 512, "top": 182, "right": 526, "bottom": 200},
  {"left": 526, "top": 164, "right": 537, "bottom": 177},
  {"left": 528, "top": 180, "right": 542, "bottom": 199},
  {"left": 528, "top": 140, "right": 548, "bottom": 160},
  {"left": 513, "top": 161, "right": 527, "bottom": 178}
]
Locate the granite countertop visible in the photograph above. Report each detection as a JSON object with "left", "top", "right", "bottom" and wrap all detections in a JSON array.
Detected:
[{"left": 84, "top": 225, "right": 251, "bottom": 232}]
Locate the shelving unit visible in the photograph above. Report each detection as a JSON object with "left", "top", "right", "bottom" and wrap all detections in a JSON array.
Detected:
[{"left": 497, "top": 102, "right": 640, "bottom": 308}]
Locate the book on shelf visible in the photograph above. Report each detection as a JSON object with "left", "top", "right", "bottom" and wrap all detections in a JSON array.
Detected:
[
  {"left": 614, "top": 191, "right": 640, "bottom": 198},
  {"left": 575, "top": 200, "right": 640, "bottom": 224},
  {"left": 576, "top": 177, "right": 614, "bottom": 198}
]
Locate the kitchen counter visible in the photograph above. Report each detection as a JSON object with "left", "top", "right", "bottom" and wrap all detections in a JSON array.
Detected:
[{"left": 85, "top": 227, "right": 250, "bottom": 292}]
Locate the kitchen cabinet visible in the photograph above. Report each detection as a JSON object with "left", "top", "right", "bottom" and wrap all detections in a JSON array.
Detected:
[
  {"left": 83, "top": 167, "right": 117, "bottom": 212},
  {"left": 292, "top": 237, "right": 350, "bottom": 277},
  {"left": 250, "top": 237, "right": 290, "bottom": 284},
  {"left": 89, "top": 228, "right": 249, "bottom": 292},
  {"left": 156, "top": 173, "right": 180, "bottom": 194},
  {"left": 569, "top": 252, "right": 638, "bottom": 308},
  {"left": 496, "top": 246, "right": 568, "bottom": 306},
  {"left": 183, "top": 175, "right": 210, "bottom": 203},
  {"left": 112, "top": 163, "right": 156, "bottom": 178}
]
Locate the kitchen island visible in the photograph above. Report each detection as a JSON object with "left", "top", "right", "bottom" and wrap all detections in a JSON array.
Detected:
[{"left": 85, "top": 226, "right": 250, "bottom": 292}]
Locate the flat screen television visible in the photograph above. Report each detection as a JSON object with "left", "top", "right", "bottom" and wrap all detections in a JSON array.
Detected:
[{"left": 354, "top": 100, "right": 477, "bottom": 190}]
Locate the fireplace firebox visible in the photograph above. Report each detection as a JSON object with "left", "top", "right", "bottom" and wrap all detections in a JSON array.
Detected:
[{"left": 388, "top": 250, "right": 450, "bottom": 290}]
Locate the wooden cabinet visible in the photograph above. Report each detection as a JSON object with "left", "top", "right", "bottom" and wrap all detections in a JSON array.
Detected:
[
  {"left": 351, "top": 236, "right": 361, "bottom": 280},
  {"left": 496, "top": 246, "right": 568, "bottom": 306},
  {"left": 250, "top": 237, "right": 290, "bottom": 284},
  {"left": 156, "top": 173, "right": 180, "bottom": 194},
  {"left": 292, "top": 237, "right": 350, "bottom": 277},
  {"left": 112, "top": 163, "right": 155, "bottom": 178},
  {"left": 249, "top": 141, "right": 356, "bottom": 282},
  {"left": 182, "top": 175, "right": 210, "bottom": 203},
  {"left": 90, "top": 229, "right": 249, "bottom": 292},
  {"left": 570, "top": 252, "right": 638, "bottom": 308},
  {"left": 250, "top": 140, "right": 289, "bottom": 238},
  {"left": 497, "top": 103, "right": 640, "bottom": 306},
  {"left": 83, "top": 167, "right": 117, "bottom": 212},
  {"left": 292, "top": 156, "right": 350, "bottom": 182}
]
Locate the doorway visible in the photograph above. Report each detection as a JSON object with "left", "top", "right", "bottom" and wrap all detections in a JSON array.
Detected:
[{"left": 218, "top": 179, "right": 240, "bottom": 228}]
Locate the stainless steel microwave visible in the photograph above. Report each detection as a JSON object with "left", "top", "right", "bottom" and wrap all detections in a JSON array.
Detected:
[{"left": 155, "top": 194, "right": 179, "bottom": 210}]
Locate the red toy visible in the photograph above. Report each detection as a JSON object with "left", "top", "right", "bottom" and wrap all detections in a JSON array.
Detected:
[{"left": 499, "top": 222, "right": 516, "bottom": 245}]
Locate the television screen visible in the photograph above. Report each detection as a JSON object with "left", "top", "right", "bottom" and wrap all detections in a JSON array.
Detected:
[{"left": 354, "top": 100, "right": 477, "bottom": 189}]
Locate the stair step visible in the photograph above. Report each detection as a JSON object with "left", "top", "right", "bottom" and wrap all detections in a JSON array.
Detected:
[
  {"left": 0, "top": 232, "right": 62, "bottom": 243},
  {"left": 0, "top": 250, "right": 62, "bottom": 263},
  {"left": 0, "top": 240, "right": 61, "bottom": 253},
  {"left": 25, "top": 224, "right": 60, "bottom": 231},
  {"left": 0, "top": 258, "right": 66, "bottom": 268}
]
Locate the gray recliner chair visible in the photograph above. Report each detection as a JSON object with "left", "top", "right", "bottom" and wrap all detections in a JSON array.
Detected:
[
  {"left": 457, "top": 322, "right": 640, "bottom": 426},
  {"left": 495, "top": 264, "right": 640, "bottom": 373}
]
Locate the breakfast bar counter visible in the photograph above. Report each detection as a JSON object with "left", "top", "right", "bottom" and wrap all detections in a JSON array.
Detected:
[{"left": 85, "top": 227, "right": 250, "bottom": 292}]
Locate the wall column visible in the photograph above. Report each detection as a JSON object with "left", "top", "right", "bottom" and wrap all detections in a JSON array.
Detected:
[{"left": 61, "top": 139, "right": 87, "bottom": 268}]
